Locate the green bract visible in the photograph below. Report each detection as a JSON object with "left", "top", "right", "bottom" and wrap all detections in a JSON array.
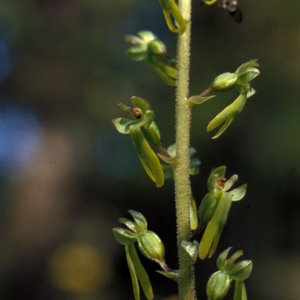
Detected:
[
  {"left": 125, "top": 31, "right": 177, "bottom": 86},
  {"left": 113, "top": 96, "right": 165, "bottom": 187},
  {"left": 198, "top": 166, "right": 247, "bottom": 259},
  {"left": 160, "top": 143, "right": 201, "bottom": 180},
  {"left": 181, "top": 240, "right": 199, "bottom": 263},
  {"left": 159, "top": 0, "right": 187, "bottom": 34}
]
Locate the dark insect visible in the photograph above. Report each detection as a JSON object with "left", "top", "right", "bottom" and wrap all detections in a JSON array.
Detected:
[{"left": 219, "top": 0, "right": 243, "bottom": 23}]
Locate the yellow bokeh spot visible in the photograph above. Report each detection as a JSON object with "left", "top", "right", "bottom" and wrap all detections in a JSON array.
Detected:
[{"left": 49, "top": 243, "right": 110, "bottom": 295}]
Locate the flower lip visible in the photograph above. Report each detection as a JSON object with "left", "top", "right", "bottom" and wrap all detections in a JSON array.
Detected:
[{"left": 132, "top": 107, "right": 143, "bottom": 119}]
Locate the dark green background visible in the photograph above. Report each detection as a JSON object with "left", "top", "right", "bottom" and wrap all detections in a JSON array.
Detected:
[{"left": 0, "top": 0, "right": 299, "bottom": 299}]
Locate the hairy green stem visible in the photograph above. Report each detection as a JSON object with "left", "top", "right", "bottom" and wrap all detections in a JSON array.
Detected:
[{"left": 174, "top": 0, "right": 196, "bottom": 299}]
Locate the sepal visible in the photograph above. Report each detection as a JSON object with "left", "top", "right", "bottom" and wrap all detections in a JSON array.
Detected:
[
  {"left": 229, "top": 184, "right": 247, "bottom": 201},
  {"left": 113, "top": 227, "right": 137, "bottom": 245},
  {"left": 227, "top": 260, "right": 253, "bottom": 281},
  {"left": 157, "top": 270, "right": 179, "bottom": 282},
  {"left": 181, "top": 240, "right": 199, "bottom": 263},
  {"left": 128, "top": 210, "right": 148, "bottom": 233}
]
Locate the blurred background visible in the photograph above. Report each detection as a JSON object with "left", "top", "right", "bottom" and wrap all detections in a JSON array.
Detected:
[{"left": 0, "top": 0, "right": 299, "bottom": 299}]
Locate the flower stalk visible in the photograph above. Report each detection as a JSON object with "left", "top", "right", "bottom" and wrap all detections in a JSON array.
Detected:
[{"left": 174, "top": 0, "right": 196, "bottom": 299}]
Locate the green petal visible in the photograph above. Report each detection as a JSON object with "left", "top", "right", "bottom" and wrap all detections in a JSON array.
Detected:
[
  {"left": 127, "top": 47, "right": 147, "bottom": 61},
  {"left": 128, "top": 210, "right": 148, "bottom": 233},
  {"left": 207, "top": 93, "right": 247, "bottom": 138},
  {"left": 223, "top": 174, "right": 239, "bottom": 191},
  {"left": 130, "top": 96, "right": 150, "bottom": 112},
  {"left": 118, "top": 218, "right": 137, "bottom": 233},
  {"left": 112, "top": 227, "right": 137, "bottom": 245},
  {"left": 229, "top": 184, "right": 247, "bottom": 201},
  {"left": 236, "top": 59, "right": 259, "bottom": 75},
  {"left": 238, "top": 67, "right": 260, "bottom": 84},
  {"left": 112, "top": 118, "right": 134, "bottom": 134},
  {"left": 227, "top": 260, "right": 253, "bottom": 281},
  {"left": 216, "top": 247, "right": 232, "bottom": 270},
  {"left": 225, "top": 250, "right": 244, "bottom": 270},
  {"left": 210, "top": 118, "right": 234, "bottom": 140}
]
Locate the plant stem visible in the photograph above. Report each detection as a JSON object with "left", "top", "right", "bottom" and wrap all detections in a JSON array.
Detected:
[{"left": 174, "top": 0, "right": 196, "bottom": 300}]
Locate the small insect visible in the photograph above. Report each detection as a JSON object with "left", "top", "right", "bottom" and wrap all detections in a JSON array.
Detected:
[{"left": 219, "top": 0, "right": 243, "bottom": 23}]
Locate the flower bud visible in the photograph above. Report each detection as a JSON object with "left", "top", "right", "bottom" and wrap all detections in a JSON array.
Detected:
[
  {"left": 207, "top": 271, "right": 231, "bottom": 300},
  {"left": 137, "top": 230, "right": 165, "bottom": 263},
  {"left": 211, "top": 72, "right": 238, "bottom": 91}
]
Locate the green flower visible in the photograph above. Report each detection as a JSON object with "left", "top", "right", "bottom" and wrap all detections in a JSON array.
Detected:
[
  {"left": 125, "top": 31, "right": 177, "bottom": 86},
  {"left": 198, "top": 166, "right": 247, "bottom": 259},
  {"left": 113, "top": 96, "right": 164, "bottom": 187}
]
